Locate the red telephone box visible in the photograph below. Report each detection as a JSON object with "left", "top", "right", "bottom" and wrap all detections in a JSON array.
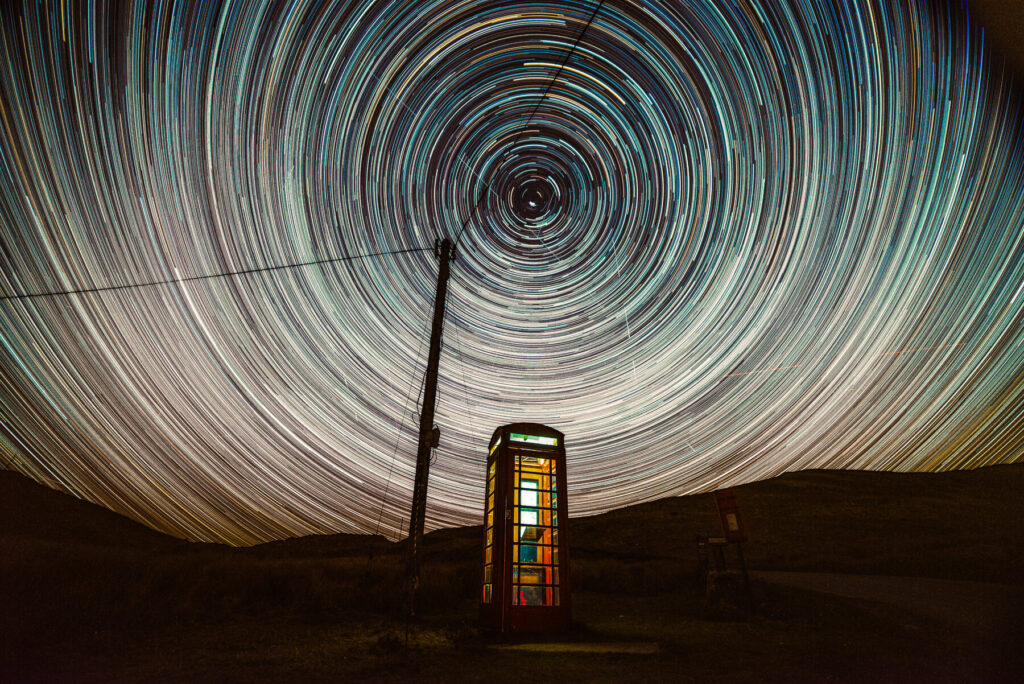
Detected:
[{"left": 480, "top": 423, "right": 571, "bottom": 633}]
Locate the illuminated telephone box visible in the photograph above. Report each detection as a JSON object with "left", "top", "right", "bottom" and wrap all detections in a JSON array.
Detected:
[{"left": 480, "top": 423, "right": 571, "bottom": 633}]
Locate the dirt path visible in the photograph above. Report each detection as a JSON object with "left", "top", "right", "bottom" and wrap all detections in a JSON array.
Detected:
[{"left": 755, "top": 571, "right": 1024, "bottom": 635}]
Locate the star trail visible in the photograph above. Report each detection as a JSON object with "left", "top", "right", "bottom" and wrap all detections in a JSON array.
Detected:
[{"left": 1, "top": 0, "right": 1023, "bottom": 545}]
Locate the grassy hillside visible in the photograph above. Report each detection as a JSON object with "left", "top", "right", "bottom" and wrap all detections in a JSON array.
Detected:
[
  {"left": 570, "top": 465, "right": 1024, "bottom": 586},
  {"left": 2, "top": 464, "right": 1022, "bottom": 682}
]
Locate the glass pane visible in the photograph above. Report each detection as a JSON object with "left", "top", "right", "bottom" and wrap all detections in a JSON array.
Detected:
[
  {"left": 518, "top": 544, "right": 538, "bottom": 563},
  {"left": 486, "top": 527, "right": 492, "bottom": 546},
  {"left": 518, "top": 585, "right": 546, "bottom": 605},
  {"left": 483, "top": 584, "right": 492, "bottom": 603},
  {"left": 520, "top": 480, "right": 538, "bottom": 507},
  {"left": 520, "top": 525, "right": 545, "bottom": 542},
  {"left": 552, "top": 588, "right": 559, "bottom": 606},
  {"left": 514, "top": 565, "right": 547, "bottom": 585},
  {"left": 485, "top": 546, "right": 491, "bottom": 564},
  {"left": 517, "top": 457, "right": 553, "bottom": 475},
  {"left": 487, "top": 509, "right": 493, "bottom": 528},
  {"left": 484, "top": 565, "right": 492, "bottom": 584},
  {"left": 541, "top": 506, "right": 553, "bottom": 526},
  {"left": 521, "top": 510, "right": 538, "bottom": 526},
  {"left": 542, "top": 543, "right": 555, "bottom": 565}
]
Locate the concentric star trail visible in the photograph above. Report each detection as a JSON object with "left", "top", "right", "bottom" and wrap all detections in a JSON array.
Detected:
[{"left": 1, "top": 0, "right": 1023, "bottom": 544}]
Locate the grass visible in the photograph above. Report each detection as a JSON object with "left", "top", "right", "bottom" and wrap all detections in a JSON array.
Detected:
[{"left": 2, "top": 464, "right": 1022, "bottom": 681}]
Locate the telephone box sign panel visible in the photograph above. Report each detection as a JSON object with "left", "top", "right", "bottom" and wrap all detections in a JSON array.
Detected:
[
  {"left": 510, "top": 432, "right": 558, "bottom": 446},
  {"left": 714, "top": 488, "right": 748, "bottom": 543}
]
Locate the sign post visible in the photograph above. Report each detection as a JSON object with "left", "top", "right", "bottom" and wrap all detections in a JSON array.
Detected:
[{"left": 713, "top": 488, "right": 753, "bottom": 613}]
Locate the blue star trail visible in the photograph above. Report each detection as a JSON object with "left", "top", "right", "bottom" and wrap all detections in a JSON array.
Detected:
[{"left": 1, "top": 0, "right": 1022, "bottom": 544}]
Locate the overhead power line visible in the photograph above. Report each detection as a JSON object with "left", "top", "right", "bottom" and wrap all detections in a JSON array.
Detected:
[
  {"left": 3, "top": 1, "right": 607, "bottom": 303},
  {"left": 0, "top": 245, "right": 433, "bottom": 303}
]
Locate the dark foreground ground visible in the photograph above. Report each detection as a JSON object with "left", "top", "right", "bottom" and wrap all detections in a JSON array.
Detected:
[
  {"left": 9, "top": 577, "right": 1022, "bottom": 683},
  {"left": 3, "top": 464, "right": 1023, "bottom": 682}
]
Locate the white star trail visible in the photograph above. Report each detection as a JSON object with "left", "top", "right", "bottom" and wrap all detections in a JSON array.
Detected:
[{"left": 0, "top": 0, "right": 1022, "bottom": 544}]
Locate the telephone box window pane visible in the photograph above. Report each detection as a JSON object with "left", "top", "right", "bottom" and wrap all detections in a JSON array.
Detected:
[
  {"left": 518, "top": 586, "right": 546, "bottom": 605},
  {"left": 520, "top": 480, "right": 539, "bottom": 507},
  {"left": 552, "top": 588, "right": 560, "bottom": 606},
  {"left": 485, "top": 546, "right": 491, "bottom": 564},
  {"left": 517, "top": 540, "right": 554, "bottom": 564},
  {"left": 487, "top": 509, "right": 493, "bottom": 528},
  {"left": 519, "top": 544, "right": 538, "bottom": 563},
  {"left": 483, "top": 584, "right": 492, "bottom": 603},
  {"left": 521, "top": 525, "right": 545, "bottom": 542},
  {"left": 484, "top": 565, "right": 492, "bottom": 584},
  {"left": 521, "top": 509, "right": 538, "bottom": 526},
  {"left": 514, "top": 566, "right": 547, "bottom": 584},
  {"left": 486, "top": 527, "right": 492, "bottom": 546}
]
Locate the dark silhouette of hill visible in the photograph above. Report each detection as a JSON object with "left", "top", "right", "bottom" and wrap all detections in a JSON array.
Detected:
[
  {"left": 3, "top": 464, "right": 1022, "bottom": 682},
  {"left": 0, "top": 470, "right": 185, "bottom": 551},
  {"left": 2, "top": 464, "right": 1024, "bottom": 573},
  {"left": 570, "top": 464, "right": 1024, "bottom": 585},
  {"left": 3, "top": 463, "right": 1023, "bottom": 575}
]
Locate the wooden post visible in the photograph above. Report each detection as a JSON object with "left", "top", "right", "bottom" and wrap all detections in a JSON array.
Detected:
[{"left": 408, "top": 238, "right": 454, "bottom": 616}]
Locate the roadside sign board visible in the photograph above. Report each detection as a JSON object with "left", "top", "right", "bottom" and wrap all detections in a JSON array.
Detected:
[{"left": 714, "top": 488, "right": 748, "bottom": 543}]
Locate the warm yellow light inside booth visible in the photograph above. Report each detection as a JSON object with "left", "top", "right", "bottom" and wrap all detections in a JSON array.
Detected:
[
  {"left": 482, "top": 459, "right": 496, "bottom": 603},
  {"left": 512, "top": 453, "right": 559, "bottom": 606}
]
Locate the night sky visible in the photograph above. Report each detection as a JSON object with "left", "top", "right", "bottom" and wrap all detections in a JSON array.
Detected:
[{"left": 1, "top": 0, "right": 1022, "bottom": 545}]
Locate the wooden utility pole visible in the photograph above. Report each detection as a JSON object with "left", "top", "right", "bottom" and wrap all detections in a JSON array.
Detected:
[{"left": 407, "top": 237, "right": 454, "bottom": 615}]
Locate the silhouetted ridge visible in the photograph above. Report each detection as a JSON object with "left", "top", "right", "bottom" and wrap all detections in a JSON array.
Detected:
[
  {"left": 3, "top": 464, "right": 1022, "bottom": 583},
  {"left": 0, "top": 470, "right": 184, "bottom": 550}
]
